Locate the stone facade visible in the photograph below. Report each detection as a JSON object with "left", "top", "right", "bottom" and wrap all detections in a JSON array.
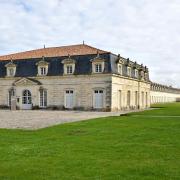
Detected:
[
  {"left": 150, "top": 83, "right": 180, "bottom": 104},
  {"left": 0, "top": 44, "right": 179, "bottom": 111}
]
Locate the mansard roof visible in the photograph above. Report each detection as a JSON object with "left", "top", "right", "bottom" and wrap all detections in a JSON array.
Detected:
[{"left": 0, "top": 44, "right": 109, "bottom": 61}]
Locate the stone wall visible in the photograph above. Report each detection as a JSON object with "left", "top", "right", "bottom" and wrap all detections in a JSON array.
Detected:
[
  {"left": 0, "top": 74, "right": 112, "bottom": 110},
  {"left": 150, "top": 91, "right": 180, "bottom": 104},
  {"left": 150, "top": 82, "right": 180, "bottom": 104},
  {"left": 111, "top": 75, "right": 151, "bottom": 111}
]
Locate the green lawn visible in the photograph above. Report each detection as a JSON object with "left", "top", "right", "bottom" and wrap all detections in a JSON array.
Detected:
[{"left": 0, "top": 103, "right": 180, "bottom": 180}]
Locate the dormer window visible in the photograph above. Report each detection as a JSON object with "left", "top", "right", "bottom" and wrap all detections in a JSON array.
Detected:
[
  {"left": 5, "top": 60, "right": 17, "bottom": 77},
  {"left": 127, "top": 67, "right": 131, "bottom": 77},
  {"left": 9, "top": 68, "right": 15, "bottom": 76},
  {"left": 62, "top": 55, "right": 76, "bottom": 75},
  {"left": 91, "top": 52, "right": 105, "bottom": 74},
  {"left": 118, "top": 64, "right": 122, "bottom": 75},
  {"left": 67, "top": 65, "right": 73, "bottom": 74},
  {"left": 36, "top": 56, "right": 49, "bottom": 76},
  {"left": 140, "top": 70, "right": 144, "bottom": 80},
  {"left": 40, "top": 67, "right": 47, "bottom": 75},
  {"left": 135, "top": 69, "right": 138, "bottom": 78},
  {"left": 95, "top": 63, "right": 102, "bottom": 73},
  {"left": 145, "top": 72, "right": 148, "bottom": 80}
]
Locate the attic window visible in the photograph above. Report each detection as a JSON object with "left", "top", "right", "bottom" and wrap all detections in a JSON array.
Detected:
[
  {"left": 9, "top": 68, "right": 15, "bottom": 76},
  {"left": 40, "top": 67, "right": 47, "bottom": 75},
  {"left": 5, "top": 61, "right": 17, "bottom": 77},
  {"left": 90, "top": 52, "right": 105, "bottom": 74},
  {"left": 135, "top": 69, "right": 138, "bottom": 78},
  {"left": 62, "top": 55, "right": 76, "bottom": 75},
  {"left": 36, "top": 57, "right": 49, "bottom": 76},
  {"left": 95, "top": 63, "right": 102, "bottom": 73},
  {"left": 127, "top": 67, "right": 131, "bottom": 77},
  {"left": 67, "top": 65, "right": 73, "bottom": 74},
  {"left": 118, "top": 64, "right": 122, "bottom": 75}
]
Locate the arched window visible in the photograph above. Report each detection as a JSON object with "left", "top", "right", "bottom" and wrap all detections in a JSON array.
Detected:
[
  {"left": 39, "top": 89, "right": 47, "bottom": 108},
  {"left": 22, "top": 90, "right": 32, "bottom": 105}
]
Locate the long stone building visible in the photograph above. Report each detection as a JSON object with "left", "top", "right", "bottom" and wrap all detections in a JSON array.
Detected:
[
  {"left": 0, "top": 44, "right": 179, "bottom": 111},
  {"left": 150, "top": 83, "right": 180, "bottom": 104}
]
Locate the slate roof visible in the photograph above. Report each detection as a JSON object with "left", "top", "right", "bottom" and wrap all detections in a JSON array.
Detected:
[
  {"left": 0, "top": 44, "right": 150, "bottom": 82},
  {"left": 0, "top": 54, "right": 111, "bottom": 77},
  {"left": 0, "top": 44, "right": 109, "bottom": 61}
]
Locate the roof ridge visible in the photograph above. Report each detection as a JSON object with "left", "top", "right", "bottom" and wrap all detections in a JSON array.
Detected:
[
  {"left": 0, "top": 44, "right": 85, "bottom": 57},
  {"left": 0, "top": 43, "right": 110, "bottom": 61}
]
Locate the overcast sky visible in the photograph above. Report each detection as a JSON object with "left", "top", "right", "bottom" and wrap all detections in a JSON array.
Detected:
[{"left": 0, "top": 0, "right": 180, "bottom": 87}]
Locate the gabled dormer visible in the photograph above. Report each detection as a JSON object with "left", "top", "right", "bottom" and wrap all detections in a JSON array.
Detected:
[
  {"left": 5, "top": 60, "right": 17, "bottom": 77},
  {"left": 133, "top": 62, "right": 139, "bottom": 78},
  {"left": 116, "top": 54, "right": 124, "bottom": 75},
  {"left": 139, "top": 64, "right": 145, "bottom": 80},
  {"left": 125, "top": 58, "right": 132, "bottom": 77},
  {"left": 36, "top": 56, "right": 49, "bottom": 76},
  {"left": 91, "top": 52, "right": 105, "bottom": 74},
  {"left": 62, "top": 55, "right": 76, "bottom": 75}
]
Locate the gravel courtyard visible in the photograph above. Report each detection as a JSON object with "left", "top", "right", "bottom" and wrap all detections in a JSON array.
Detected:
[{"left": 0, "top": 110, "right": 126, "bottom": 130}]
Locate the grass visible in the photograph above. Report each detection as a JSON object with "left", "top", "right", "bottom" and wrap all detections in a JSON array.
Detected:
[{"left": 0, "top": 103, "right": 180, "bottom": 179}]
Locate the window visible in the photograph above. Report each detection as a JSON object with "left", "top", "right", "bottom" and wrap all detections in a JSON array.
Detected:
[
  {"left": 135, "top": 69, "right": 138, "bottom": 78},
  {"left": 127, "top": 91, "right": 131, "bottom": 106},
  {"left": 141, "top": 91, "right": 144, "bottom": 107},
  {"left": 127, "top": 67, "right": 131, "bottom": 77},
  {"left": 95, "top": 64, "right": 102, "bottom": 73},
  {"left": 9, "top": 68, "right": 14, "bottom": 76},
  {"left": 40, "top": 67, "right": 46, "bottom": 75},
  {"left": 118, "top": 64, "right": 122, "bottom": 75},
  {"left": 145, "top": 73, "right": 148, "bottom": 80},
  {"left": 39, "top": 89, "right": 47, "bottom": 108},
  {"left": 36, "top": 58, "right": 49, "bottom": 76},
  {"left": 5, "top": 61, "right": 16, "bottom": 77},
  {"left": 135, "top": 91, "right": 138, "bottom": 106},
  {"left": 22, "top": 90, "right": 32, "bottom": 105},
  {"left": 66, "top": 90, "right": 73, "bottom": 94},
  {"left": 145, "top": 92, "right": 148, "bottom": 107},
  {"left": 118, "top": 90, "right": 122, "bottom": 109},
  {"left": 67, "top": 65, "right": 73, "bottom": 74}
]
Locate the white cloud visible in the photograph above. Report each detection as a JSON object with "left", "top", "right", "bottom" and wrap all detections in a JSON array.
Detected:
[{"left": 0, "top": 0, "right": 180, "bottom": 87}]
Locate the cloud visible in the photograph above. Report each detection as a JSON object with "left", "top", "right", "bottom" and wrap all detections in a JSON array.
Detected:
[{"left": 0, "top": 0, "right": 180, "bottom": 87}]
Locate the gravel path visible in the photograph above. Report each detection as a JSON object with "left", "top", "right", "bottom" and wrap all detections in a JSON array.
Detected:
[
  {"left": 0, "top": 109, "right": 147, "bottom": 130},
  {"left": 0, "top": 110, "right": 120, "bottom": 130}
]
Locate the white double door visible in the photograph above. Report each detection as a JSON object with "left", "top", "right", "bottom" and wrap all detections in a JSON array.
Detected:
[
  {"left": 65, "top": 90, "right": 74, "bottom": 109},
  {"left": 93, "top": 90, "right": 104, "bottom": 109}
]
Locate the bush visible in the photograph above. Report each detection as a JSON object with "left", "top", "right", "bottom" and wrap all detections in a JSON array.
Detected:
[
  {"left": 46, "top": 105, "right": 65, "bottom": 110},
  {"left": 32, "top": 106, "right": 40, "bottom": 110},
  {"left": 0, "top": 105, "right": 9, "bottom": 109}
]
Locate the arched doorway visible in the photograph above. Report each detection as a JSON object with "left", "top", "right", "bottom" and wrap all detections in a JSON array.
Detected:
[{"left": 22, "top": 90, "right": 32, "bottom": 110}]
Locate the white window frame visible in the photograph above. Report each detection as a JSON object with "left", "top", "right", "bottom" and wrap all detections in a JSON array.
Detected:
[
  {"left": 63, "top": 64, "right": 75, "bottom": 75},
  {"left": 40, "top": 67, "right": 46, "bottom": 75},
  {"left": 118, "top": 64, "right": 122, "bottom": 75},
  {"left": 39, "top": 89, "right": 47, "bottom": 108},
  {"left": 66, "top": 65, "right": 73, "bottom": 74},
  {"left": 9, "top": 68, "right": 14, "bottom": 76},
  {"left": 6, "top": 67, "right": 16, "bottom": 77},
  {"left": 95, "top": 63, "right": 102, "bottom": 73},
  {"left": 127, "top": 67, "right": 131, "bottom": 77},
  {"left": 135, "top": 69, "right": 138, "bottom": 78}
]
